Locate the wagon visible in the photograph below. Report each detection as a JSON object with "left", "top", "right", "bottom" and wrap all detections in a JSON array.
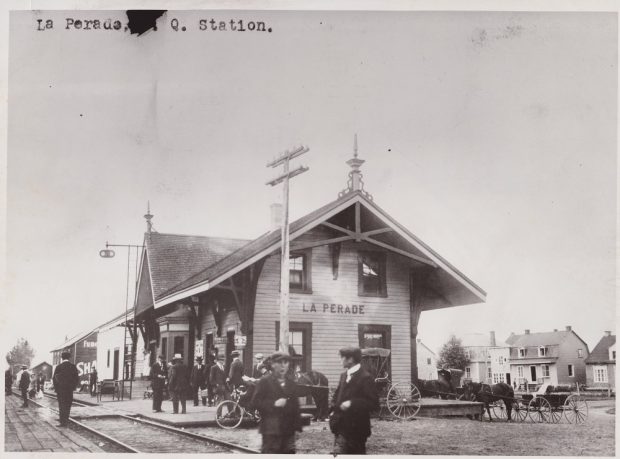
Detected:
[
  {"left": 361, "top": 347, "right": 421, "bottom": 420},
  {"left": 513, "top": 384, "right": 588, "bottom": 424}
]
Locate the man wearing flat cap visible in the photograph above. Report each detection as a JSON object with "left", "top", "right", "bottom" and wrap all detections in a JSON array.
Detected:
[
  {"left": 228, "top": 350, "right": 244, "bottom": 390},
  {"left": 190, "top": 356, "right": 207, "bottom": 406},
  {"left": 252, "top": 353, "right": 267, "bottom": 379},
  {"left": 329, "top": 346, "right": 379, "bottom": 454},
  {"left": 251, "top": 351, "right": 306, "bottom": 454},
  {"left": 18, "top": 365, "right": 30, "bottom": 408}
]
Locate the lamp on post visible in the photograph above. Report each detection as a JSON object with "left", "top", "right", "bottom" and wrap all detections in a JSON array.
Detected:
[{"left": 99, "top": 240, "right": 144, "bottom": 400}]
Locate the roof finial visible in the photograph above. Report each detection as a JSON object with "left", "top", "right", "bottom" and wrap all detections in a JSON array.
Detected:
[
  {"left": 144, "top": 201, "right": 154, "bottom": 234},
  {"left": 338, "top": 134, "right": 373, "bottom": 201}
]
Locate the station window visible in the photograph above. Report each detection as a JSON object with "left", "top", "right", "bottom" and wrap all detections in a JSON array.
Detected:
[
  {"left": 174, "top": 336, "right": 184, "bottom": 357},
  {"left": 568, "top": 364, "right": 574, "bottom": 377},
  {"left": 289, "top": 250, "right": 312, "bottom": 293},
  {"left": 358, "top": 252, "right": 387, "bottom": 297},
  {"left": 161, "top": 337, "right": 167, "bottom": 361},
  {"left": 107, "top": 350, "right": 110, "bottom": 368}
]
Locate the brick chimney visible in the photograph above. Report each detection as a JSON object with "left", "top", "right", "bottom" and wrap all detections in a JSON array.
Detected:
[
  {"left": 605, "top": 330, "right": 612, "bottom": 337},
  {"left": 489, "top": 331, "right": 496, "bottom": 346},
  {"left": 525, "top": 329, "right": 530, "bottom": 335},
  {"left": 270, "top": 203, "right": 283, "bottom": 230},
  {"left": 565, "top": 326, "right": 572, "bottom": 332}
]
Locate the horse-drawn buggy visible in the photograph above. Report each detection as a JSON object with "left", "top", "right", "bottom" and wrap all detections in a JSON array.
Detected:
[
  {"left": 462, "top": 381, "right": 588, "bottom": 424},
  {"left": 361, "top": 347, "right": 422, "bottom": 420}
]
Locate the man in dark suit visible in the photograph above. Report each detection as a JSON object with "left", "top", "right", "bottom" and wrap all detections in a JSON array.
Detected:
[
  {"left": 18, "top": 365, "right": 30, "bottom": 407},
  {"left": 251, "top": 353, "right": 266, "bottom": 379},
  {"left": 330, "top": 346, "right": 379, "bottom": 454},
  {"left": 209, "top": 355, "right": 227, "bottom": 404},
  {"left": 36, "top": 372, "right": 46, "bottom": 393},
  {"left": 52, "top": 351, "right": 80, "bottom": 427},
  {"left": 89, "top": 367, "right": 98, "bottom": 396},
  {"left": 228, "top": 350, "right": 244, "bottom": 389},
  {"left": 150, "top": 355, "right": 167, "bottom": 412},
  {"left": 190, "top": 356, "right": 207, "bottom": 406},
  {"left": 168, "top": 354, "right": 189, "bottom": 414},
  {"left": 251, "top": 351, "right": 304, "bottom": 454},
  {"left": 5, "top": 368, "right": 13, "bottom": 396}
]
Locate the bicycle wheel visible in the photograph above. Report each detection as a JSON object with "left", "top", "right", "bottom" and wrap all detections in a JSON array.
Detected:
[{"left": 215, "top": 400, "right": 243, "bottom": 429}]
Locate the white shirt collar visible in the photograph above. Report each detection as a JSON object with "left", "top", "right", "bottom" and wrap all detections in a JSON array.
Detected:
[{"left": 347, "top": 363, "right": 361, "bottom": 378}]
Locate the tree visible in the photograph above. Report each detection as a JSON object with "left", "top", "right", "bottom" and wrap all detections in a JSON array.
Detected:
[
  {"left": 5, "top": 338, "right": 35, "bottom": 368},
  {"left": 437, "top": 335, "right": 470, "bottom": 370}
]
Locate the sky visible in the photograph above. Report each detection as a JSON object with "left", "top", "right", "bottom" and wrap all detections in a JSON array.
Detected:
[{"left": 3, "top": 10, "right": 617, "bottom": 364}]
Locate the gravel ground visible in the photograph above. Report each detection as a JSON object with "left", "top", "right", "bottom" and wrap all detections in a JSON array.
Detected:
[{"left": 187, "top": 399, "right": 615, "bottom": 455}]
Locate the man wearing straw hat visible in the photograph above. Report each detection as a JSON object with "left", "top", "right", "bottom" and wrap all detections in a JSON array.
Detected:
[{"left": 168, "top": 354, "right": 189, "bottom": 414}]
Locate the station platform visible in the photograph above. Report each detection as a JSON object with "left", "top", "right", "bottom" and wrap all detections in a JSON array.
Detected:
[{"left": 4, "top": 394, "right": 104, "bottom": 452}]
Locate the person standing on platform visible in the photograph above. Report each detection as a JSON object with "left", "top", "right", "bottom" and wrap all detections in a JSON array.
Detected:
[
  {"left": 228, "top": 350, "right": 244, "bottom": 390},
  {"left": 150, "top": 355, "right": 167, "bottom": 413},
  {"left": 89, "top": 367, "right": 98, "bottom": 396},
  {"left": 252, "top": 353, "right": 266, "bottom": 379},
  {"left": 36, "top": 372, "right": 46, "bottom": 393},
  {"left": 5, "top": 368, "right": 13, "bottom": 395},
  {"left": 190, "top": 356, "right": 207, "bottom": 406},
  {"left": 251, "top": 351, "right": 304, "bottom": 454},
  {"left": 204, "top": 351, "right": 215, "bottom": 406},
  {"left": 52, "top": 351, "right": 80, "bottom": 427},
  {"left": 329, "top": 346, "right": 379, "bottom": 455},
  {"left": 168, "top": 354, "right": 189, "bottom": 414},
  {"left": 210, "top": 355, "right": 227, "bottom": 404},
  {"left": 18, "top": 365, "right": 30, "bottom": 407}
]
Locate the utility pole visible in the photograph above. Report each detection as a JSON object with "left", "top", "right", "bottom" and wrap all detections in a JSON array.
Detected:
[{"left": 266, "top": 145, "right": 309, "bottom": 352}]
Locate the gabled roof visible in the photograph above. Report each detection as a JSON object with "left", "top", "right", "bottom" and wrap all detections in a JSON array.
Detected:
[
  {"left": 146, "top": 233, "right": 249, "bottom": 300},
  {"left": 585, "top": 334, "right": 616, "bottom": 364},
  {"left": 153, "top": 190, "right": 486, "bottom": 309},
  {"left": 461, "top": 333, "right": 509, "bottom": 348},
  {"left": 95, "top": 308, "right": 135, "bottom": 332},
  {"left": 51, "top": 329, "right": 97, "bottom": 352},
  {"left": 505, "top": 330, "right": 574, "bottom": 348}
]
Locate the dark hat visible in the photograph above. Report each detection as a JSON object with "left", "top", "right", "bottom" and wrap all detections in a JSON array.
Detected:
[
  {"left": 270, "top": 351, "right": 291, "bottom": 363},
  {"left": 61, "top": 351, "right": 71, "bottom": 360},
  {"left": 195, "top": 356, "right": 203, "bottom": 361},
  {"left": 231, "top": 350, "right": 241, "bottom": 357},
  {"left": 339, "top": 346, "right": 362, "bottom": 363},
  {"left": 21, "top": 364, "right": 27, "bottom": 369},
  {"left": 158, "top": 355, "right": 164, "bottom": 359}
]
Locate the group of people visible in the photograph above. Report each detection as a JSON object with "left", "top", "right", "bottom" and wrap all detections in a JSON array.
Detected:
[
  {"left": 11, "top": 366, "right": 47, "bottom": 407},
  {"left": 149, "top": 345, "right": 378, "bottom": 454},
  {"left": 149, "top": 349, "right": 261, "bottom": 414}
]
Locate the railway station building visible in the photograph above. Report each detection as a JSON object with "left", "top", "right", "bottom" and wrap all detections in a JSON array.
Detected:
[{"left": 133, "top": 150, "right": 486, "bottom": 385}]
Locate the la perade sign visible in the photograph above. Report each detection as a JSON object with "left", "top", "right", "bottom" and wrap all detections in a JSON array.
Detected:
[{"left": 302, "top": 302, "right": 365, "bottom": 315}]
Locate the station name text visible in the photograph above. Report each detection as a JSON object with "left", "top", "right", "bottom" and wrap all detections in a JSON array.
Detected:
[
  {"left": 302, "top": 303, "right": 365, "bottom": 315},
  {"left": 36, "top": 17, "right": 272, "bottom": 33}
]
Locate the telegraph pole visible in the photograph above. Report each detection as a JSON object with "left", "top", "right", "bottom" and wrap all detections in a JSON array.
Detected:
[{"left": 266, "top": 145, "right": 309, "bottom": 352}]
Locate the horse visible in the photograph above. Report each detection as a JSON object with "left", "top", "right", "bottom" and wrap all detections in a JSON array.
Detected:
[
  {"left": 462, "top": 381, "right": 514, "bottom": 421},
  {"left": 294, "top": 368, "right": 329, "bottom": 421},
  {"left": 417, "top": 369, "right": 456, "bottom": 399}
]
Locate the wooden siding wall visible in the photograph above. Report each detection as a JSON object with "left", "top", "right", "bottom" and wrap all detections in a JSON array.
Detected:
[
  {"left": 253, "top": 228, "right": 413, "bottom": 387},
  {"left": 199, "top": 306, "right": 240, "bottom": 355},
  {"left": 557, "top": 333, "right": 588, "bottom": 385}
]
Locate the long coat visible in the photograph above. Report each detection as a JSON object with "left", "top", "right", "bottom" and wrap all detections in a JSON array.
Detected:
[
  {"left": 209, "top": 363, "right": 226, "bottom": 387},
  {"left": 52, "top": 361, "right": 80, "bottom": 393},
  {"left": 228, "top": 359, "right": 244, "bottom": 386},
  {"left": 190, "top": 364, "right": 207, "bottom": 388},
  {"left": 168, "top": 362, "right": 190, "bottom": 392},
  {"left": 18, "top": 370, "right": 30, "bottom": 391},
  {"left": 330, "top": 367, "right": 379, "bottom": 440},
  {"left": 251, "top": 374, "right": 304, "bottom": 436},
  {"left": 150, "top": 361, "right": 168, "bottom": 389}
]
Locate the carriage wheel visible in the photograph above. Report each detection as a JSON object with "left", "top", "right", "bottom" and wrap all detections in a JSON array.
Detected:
[
  {"left": 491, "top": 401, "right": 508, "bottom": 421},
  {"left": 386, "top": 382, "right": 421, "bottom": 420},
  {"left": 215, "top": 400, "right": 243, "bottom": 429},
  {"left": 511, "top": 400, "right": 528, "bottom": 423},
  {"left": 564, "top": 395, "right": 588, "bottom": 424},
  {"left": 528, "top": 397, "right": 551, "bottom": 423}
]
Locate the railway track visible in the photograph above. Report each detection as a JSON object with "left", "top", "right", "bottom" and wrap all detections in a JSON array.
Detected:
[{"left": 11, "top": 390, "right": 258, "bottom": 454}]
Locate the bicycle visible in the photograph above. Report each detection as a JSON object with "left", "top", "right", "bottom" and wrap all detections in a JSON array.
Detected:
[{"left": 215, "top": 382, "right": 261, "bottom": 429}]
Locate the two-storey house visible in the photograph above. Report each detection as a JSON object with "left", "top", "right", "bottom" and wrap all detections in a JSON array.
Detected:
[
  {"left": 585, "top": 331, "right": 615, "bottom": 391},
  {"left": 506, "top": 326, "right": 589, "bottom": 389},
  {"left": 461, "top": 331, "right": 510, "bottom": 384},
  {"left": 416, "top": 339, "right": 438, "bottom": 380}
]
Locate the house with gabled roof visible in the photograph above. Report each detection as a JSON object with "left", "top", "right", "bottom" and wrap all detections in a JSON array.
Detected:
[
  {"left": 416, "top": 339, "right": 438, "bottom": 380},
  {"left": 506, "top": 326, "right": 589, "bottom": 389},
  {"left": 133, "top": 145, "right": 486, "bottom": 385},
  {"left": 461, "top": 331, "right": 510, "bottom": 385},
  {"left": 585, "top": 331, "right": 615, "bottom": 391}
]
